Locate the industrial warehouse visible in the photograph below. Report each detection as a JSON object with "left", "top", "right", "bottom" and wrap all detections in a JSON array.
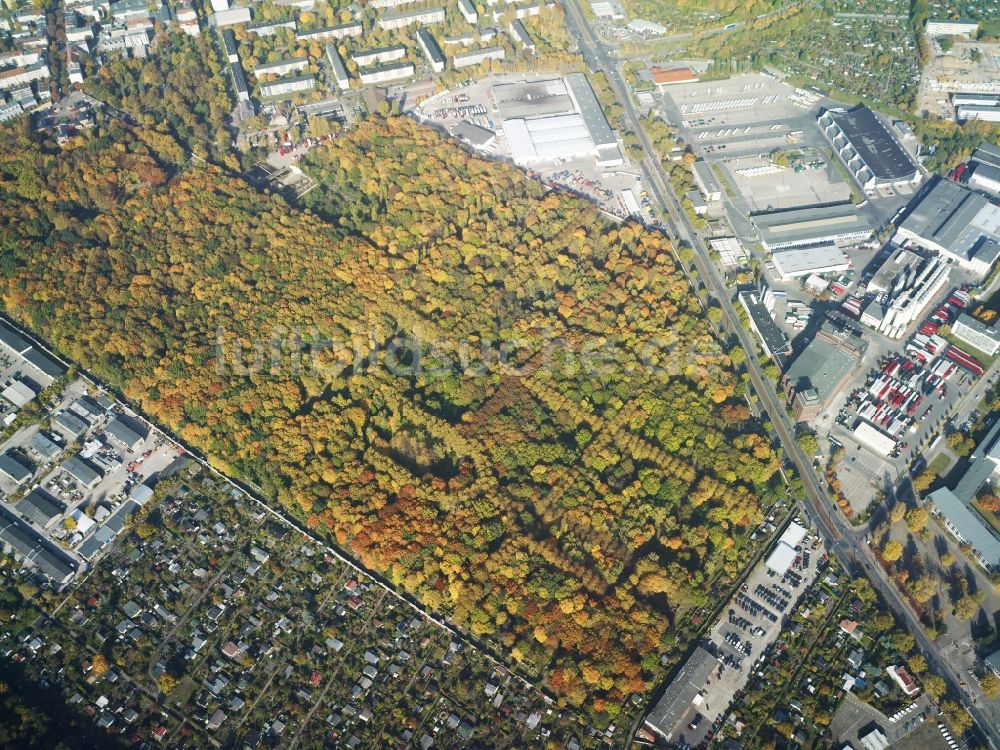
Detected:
[
  {"left": 498, "top": 74, "right": 624, "bottom": 166},
  {"left": 817, "top": 104, "right": 921, "bottom": 192},
  {"left": 895, "top": 178, "right": 1000, "bottom": 278},
  {"left": 752, "top": 202, "right": 875, "bottom": 251}
]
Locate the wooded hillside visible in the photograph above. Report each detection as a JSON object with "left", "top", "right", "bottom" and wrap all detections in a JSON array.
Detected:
[{"left": 0, "top": 115, "right": 782, "bottom": 713}]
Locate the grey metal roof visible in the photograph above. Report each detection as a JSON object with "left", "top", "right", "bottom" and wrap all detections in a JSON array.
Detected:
[
  {"left": 753, "top": 202, "right": 873, "bottom": 247},
  {"left": 973, "top": 141, "right": 1000, "bottom": 169},
  {"left": 54, "top": 410, "right": 88, "bottom": 437},
  {"left": 0, "top": 452, "right": 32, "bottom": 483},
  {"left": 0, "top": 506, "right": 76, "bottom": 582},
  {"left": 738, "top": 290, "right": 789, "bottom": 357},
  {"left": 783, "top": 335, "right": 857, "bottom": 402},
  {"left": 325, "top": 43, "right": 349, "bottom": 81},
  {"left": 105, "top": 415, "right": 145, "bottom": 449},
  {"left": 22, "top": 346, "right": 66, "bottom": 378},
  {"left": 453, "top": 121, "right": 495, "bottom": 147},
  {"left": 899, "top": 178, "right": 1000, "bottom": 261},
  {"left": 929, "top": 487, "right": 1000, "bottom": 568},
  {"left": 645, "top": 646, "right": 718, "bottom": 738},
  {"left": 416, "top": 28, "right": 444, "bottom": 65},
  {"left": 28, "top": 431, "right": 61, "bottom": 462},
  {"left": 18, "top": 488, "right": 64, "bottom": 527},
  {"left": 565, "top": 73, "right": 616, "bottom": 149},
  {"left": 0, "top": 321, "right": 31, "bottom": 355},
  {"left": 62, "top": 455, "right": 102, "bottom": 487},
  {"left": 826, "top": 105, "right": 917, "bottom": 180}
]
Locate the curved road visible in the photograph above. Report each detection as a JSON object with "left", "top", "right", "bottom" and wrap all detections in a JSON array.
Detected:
[{"left": 558, "top": 0, "right": 1000, "bottom": 745}]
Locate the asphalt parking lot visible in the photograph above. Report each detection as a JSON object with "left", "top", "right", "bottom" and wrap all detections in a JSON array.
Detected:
[{"left": 668, "top": 524, "right": 824, "bottom": 747}]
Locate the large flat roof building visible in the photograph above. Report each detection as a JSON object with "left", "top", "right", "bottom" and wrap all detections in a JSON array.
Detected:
[
  {"left": 752, "top": 203, "right": 874, "bottom": 252},
  {"left": 895, "top": 178, "right": 1000, "bottom": 278},
  {"left": 770, "top": 244, "right": 852, "bottom": 280},
  {"left": 453, "top": 45, "right": 505, "bottom": 69},
  {"left": 564, "top": 73, "right": 616, "bottom": 149},
  {"left": 781, "top": 319, "right": 865, "bottom": 421},
  {"left": 818, "top": 105, "right": 920, "bottom": 191}
]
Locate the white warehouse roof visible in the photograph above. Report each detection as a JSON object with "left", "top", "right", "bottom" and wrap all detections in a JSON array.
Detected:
[
  {"left": 771, "top": 244, "right": 852, "bottom": 279},
  {"left": 779, "top": 521, "right": 807, "bottom": 549},
  {"left": 503, "top": 114, "right": 596, "bottom": 165},
  {"left": 765, "top": 543, "right": 797, "bottom": 576},
  {"left": 853, "top": 421, "right": 896, "bottom": 456}
]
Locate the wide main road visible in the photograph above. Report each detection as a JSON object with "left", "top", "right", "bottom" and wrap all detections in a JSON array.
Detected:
[{"left": 558, "top": 0, "right": 1000, "bottom": 745}]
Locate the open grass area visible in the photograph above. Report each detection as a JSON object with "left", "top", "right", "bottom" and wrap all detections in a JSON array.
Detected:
[{"left": 927, "top": 451, "right": 953, "bottom": 477}]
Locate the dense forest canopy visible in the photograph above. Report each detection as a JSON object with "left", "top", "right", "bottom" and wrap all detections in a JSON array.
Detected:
[{"left": 0, "top": 115, "right": 782, "bottom": 711}]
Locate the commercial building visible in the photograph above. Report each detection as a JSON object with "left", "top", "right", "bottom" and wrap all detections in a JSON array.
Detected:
[
  {"left": 770, "top": 244, "right": 852, "bottom": 280},
  {"left": 866, "top": 246, "right": 925, "bottom": 294},
  {"left": 644, "top": 646, "right": 718, "bottom": 740},
  {"left": 416, "top": 28, "right": 445, "bottom": 73},
  {"left": 852, "top": 422, "right": 897, "bottom": 457},
  {"left": 259, "top": 74, "right": 315, "bottom": 98},
  {"left": 781, "top": 318, "right": 866, "bottom": 421},
  {"left": 377, "top": 6, "right": 445, "bottom": 30},
  {"left": 952, "top": 314, "right": 1000, "bottom": 356},
  {"left": 817, "top": 105, "right": 920, "bottom": 191},
  {"left": 957, "top": 105, "right": 1000, "bottom": 123},
  {"left": 2, "top": 379, "right": 36, "bottom": 408},
  {"left": 500, "top": 74, "right": 621, "bottom": 166},
  {"left": 925, "top": 18, "right": 979, "bottom": 35},
  {"left": 358, "top": 62, "right": 414, "bottom": 85},
  {"left": 325, "top": 44, "right": 350, "bottom": 91},
  {"left": 255, "top": 57, "right": 308, "bottom": 77},
  {"left": 691, "top": 160, "right": 721, "bottom": 202},
  {"left": 895, "top": 178, "right": 1000, "bottom": 278},
  {"left": 0, "top": 506, "right": 76, "bottom": 584},
  {"left": 927, "top": 421, "right": 1000, "bottom": 570},
  {"left": 105, "top": 415, "right": 145, "bottom": 452},
  {"left": 711, "top": 237, "right": 747, "bottom": 268},
  {"left": 296, "top": 22, "right": 363, "bottom": 42},
  {"left": 738, "top": 286, "right": 789, "bottom": 357},
  {"left": 453, "top": 45, "right": 505, "bottom": 69},
  {"left": 453, "top": 121, "right": 496, "bottom": 148},
  {"left": 351, "top": 45, "right": 407, "bottom": 67},
  {"left": 651, "top": 66, "right": 698, "bottom": 86},
  {"left": 752, "top": 203, "right": 874, "bottom": 252},
  {"left": 17, "top": 488, "right": 65, "bottom": 529},
  {"left": 973, "top": 142, "right": 1000, "bottom": 170},
  {"left": 764, "top": 521, "right": 808, "bottom": 576}
]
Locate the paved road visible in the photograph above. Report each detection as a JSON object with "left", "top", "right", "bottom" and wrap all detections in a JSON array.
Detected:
[{"left": 558, "top": 0, "right": 1000, "bottom": 745}]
